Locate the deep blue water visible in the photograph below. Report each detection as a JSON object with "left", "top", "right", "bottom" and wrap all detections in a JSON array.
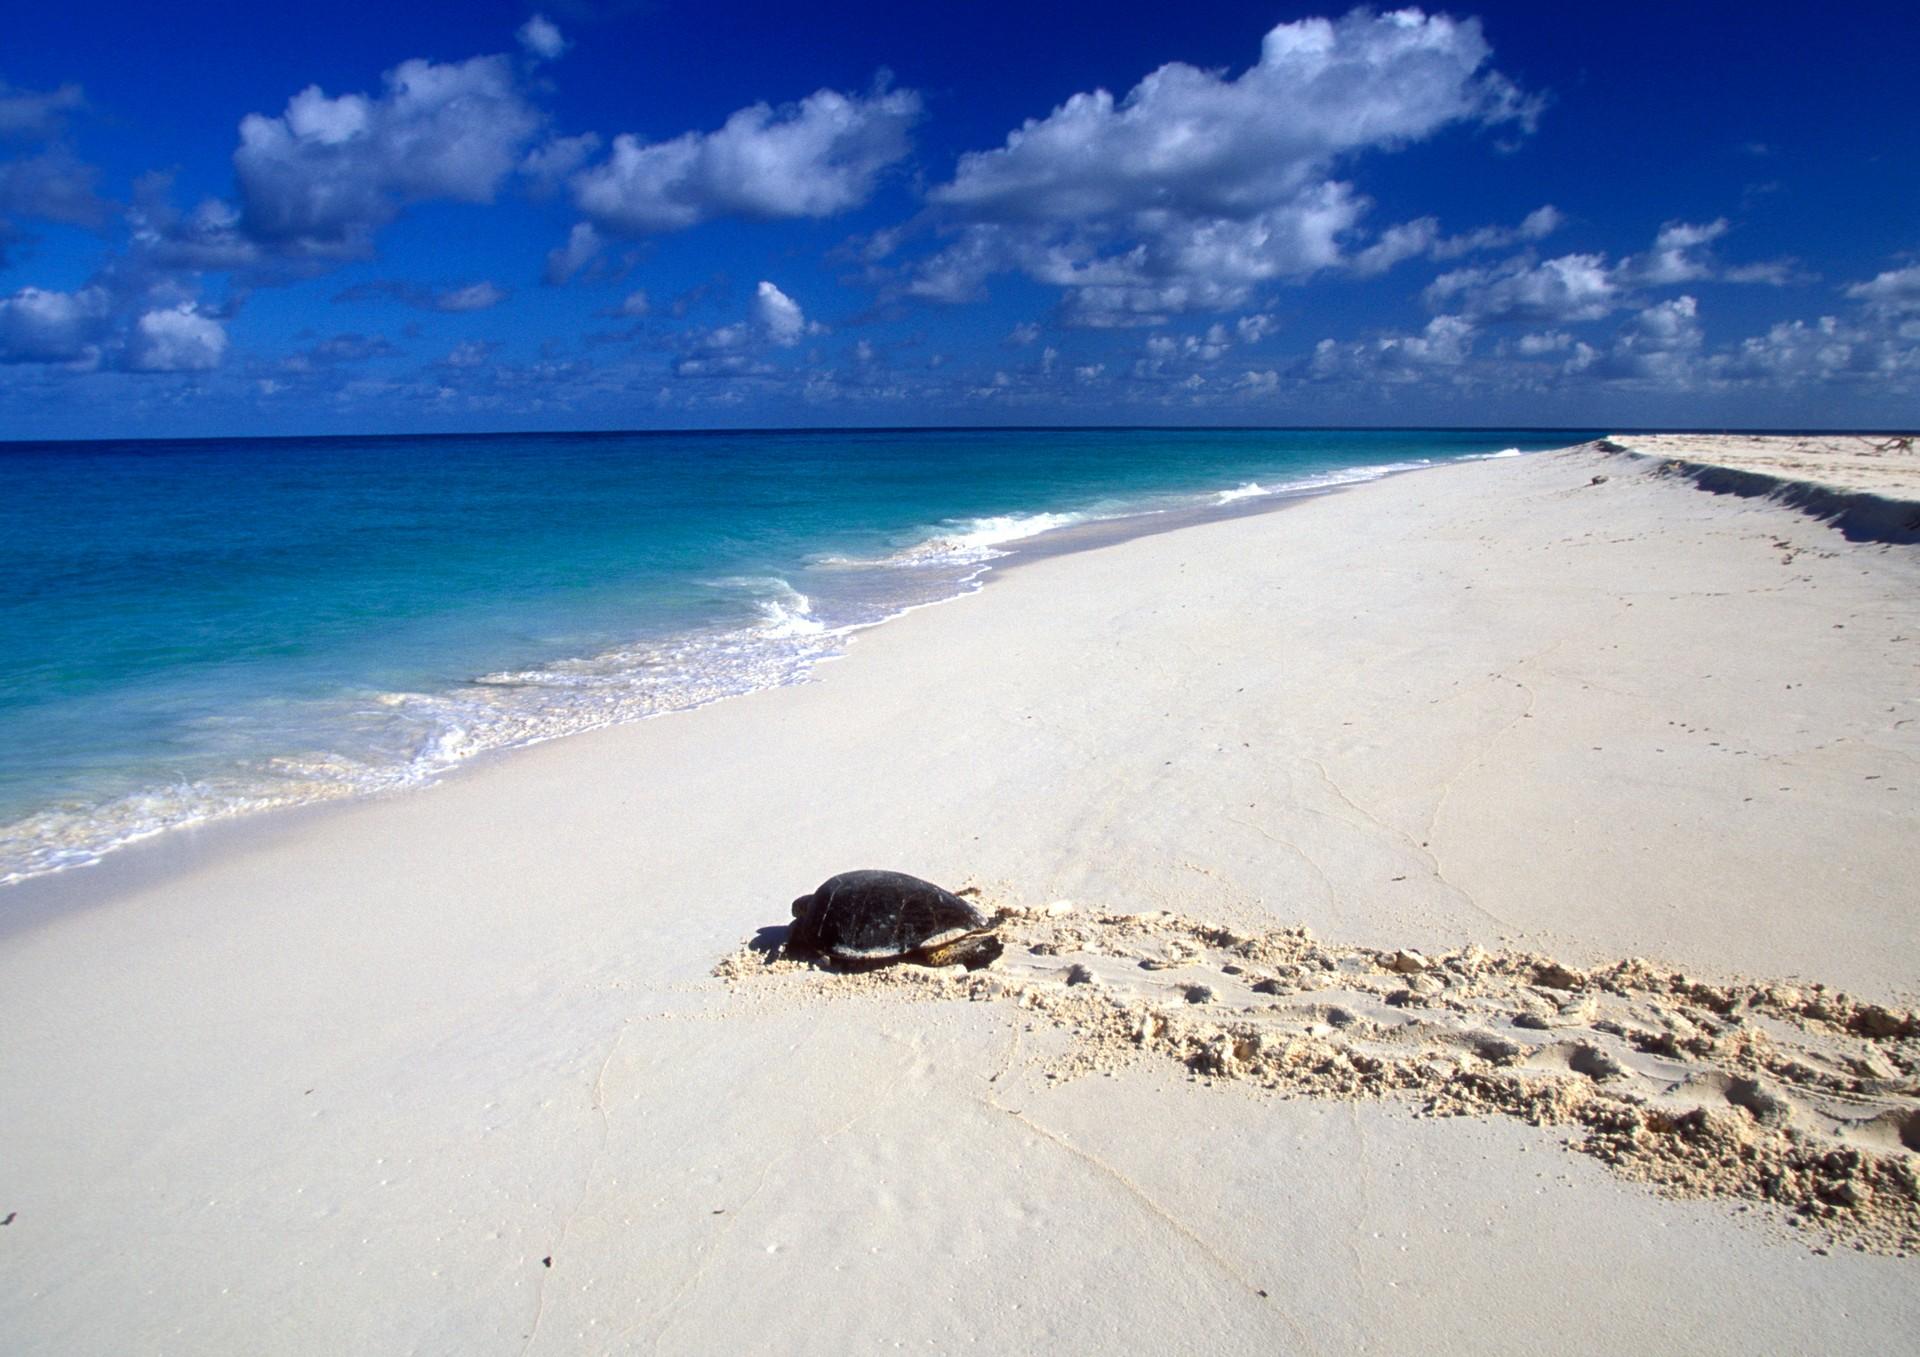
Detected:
[{"left": 0, "top": 427, "right": 1591, "bottom": 881}]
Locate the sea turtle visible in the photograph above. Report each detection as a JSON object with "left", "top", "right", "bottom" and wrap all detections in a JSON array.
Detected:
[{"left": 786, "top": 870, "right": 1003, "bottom": 970}]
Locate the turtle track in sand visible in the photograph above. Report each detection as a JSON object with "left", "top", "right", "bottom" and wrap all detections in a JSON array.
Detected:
[{"left": 715, "top": 900, "right": 1920, "bottom": 1256}]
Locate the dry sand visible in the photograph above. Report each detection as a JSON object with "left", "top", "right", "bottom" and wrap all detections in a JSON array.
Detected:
[
  {"left": 2, "top": 438, "right": 1918, "bottom": 1353},
  {"left": 1608, "top": 430, "right": 1920, "bottom": 500}
]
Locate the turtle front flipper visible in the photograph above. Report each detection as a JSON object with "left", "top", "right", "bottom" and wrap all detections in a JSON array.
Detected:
[{"left": 917, "top": 932, "right": 1003, "bottom": 970}]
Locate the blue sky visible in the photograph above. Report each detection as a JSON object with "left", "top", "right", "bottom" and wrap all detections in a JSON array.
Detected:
[{"left": 2, "top": 0, "right": 1916, "bottom": 437}]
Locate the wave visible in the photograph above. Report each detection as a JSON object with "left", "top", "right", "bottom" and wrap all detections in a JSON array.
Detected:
[
  {"left": 1215, "top": 481, "right": 1271, "bottom": 505},
  {"left": 0, "top": 590, "right": 859, "bottom": 884},
  {"left": 828, "top": 510, "right": 1095, "bottom": 569},
  {"left": 0, "top": 444, "right": 1505, "bottom": 886}
]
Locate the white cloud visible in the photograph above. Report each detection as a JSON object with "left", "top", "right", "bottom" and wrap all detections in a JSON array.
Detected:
[
  {"left": 0, "top": 284, "right": 110, "bottom": 364},
  {"left": 127, "top": 303, "right": 227, "bottom": 372},
  {"left": 233, "top": 55, "right": 543, "bottom": 254},
  {"left": 0, "top": 79, "right": 108, "bottom": 250},
  {"left": 674, "top": 352, "right": 775, "bottom": 379},
  {"left": 517, "top": 15, "right": 568, "bottom": 62},
  {"left": 1425, "top": 218, "right": 1790, "bottom": 326},
  {"left": 1846, "top": 264, "right": 1920, "bottom": 317},
  {"left": 668, "top": 284, "right": 825, "bottom": 374},
  {"left": 933, "top": 9, "right": 1531, "bottom": 222},
  {"left": 612, "top": 289, "right": 650, "bottom": 317},
  {"left": 571, "top": 85, "right": 921, "bottom": 234},
  {"left": 442, "top": 340, "right": 496, "bottom": 368},
  {"left": 1622, "top": 219, "right": 1727, "bottom": 285},
  {"left": 281, "top": 332, "right": 397, "bottom": 370},
  {"left": 1146, "top": 324, "right": 1233, "bottom": 364},
  {"left": 543, "top": 221, "right": 602, "bottom": 284},
  {"left": 905, "top": 9, "right": 1533, "bottom": 320},
  {"left": 1348, "top": 204, "right": 1561, "bottom": 277},
  {"left": 1236, "top": 313, "right": 1278, "bottom": 344},
  {"left": 1425, "top": 252, "right": 1619, "bottom": 323},
  {"left": 1570, "top": 295, "right": 1706, "bottom": 386},
  {"left": 754, "top": 280, "right": 819, "bottom": 345},
  {"left": 334, "top": 278, "right": 507, "bottom": 311},
  {"left": 436, "top": 281, "right": 507, "bottom": 312},
  {"left": 1624, "top": 294, "right": 1702, "bottom": 347},
  {"left": 1349, "top": 217, "right": 1440, "bottom": 276},
  {"left": 1429, "top": 204, "right": 1563, "bottom": 260},
  {"left": 1308, "top": 314, "right": 1478, "bottom": 382},
  {"left": 0, "top": 80, "right": 85, "bottom": 141},
  {"left": 1712, "top": 316, "right": 1875, "bottom": 385},
  {"left": 522, "top": 132, "right": 601, "bottom": 193},
  {"left": 1515, "top": 330, "right": 1573, "bottom": 355},
  {"left": 0, "top": 147, "right": 108, "bottom": 229}
]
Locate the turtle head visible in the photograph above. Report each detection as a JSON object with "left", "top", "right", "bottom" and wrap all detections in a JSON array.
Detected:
[{"left": 784, "top": 892, "right": 822, "bottom": 958}]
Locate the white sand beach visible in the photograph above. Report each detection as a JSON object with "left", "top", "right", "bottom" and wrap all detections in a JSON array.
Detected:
[{"left": 2, "top": 438, "right": 1917, "bottom": 1354}]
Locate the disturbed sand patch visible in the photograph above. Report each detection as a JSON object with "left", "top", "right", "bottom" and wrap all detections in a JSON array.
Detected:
[{"left": 715, "top": 900, "right": 1920, "bottom": 1257}]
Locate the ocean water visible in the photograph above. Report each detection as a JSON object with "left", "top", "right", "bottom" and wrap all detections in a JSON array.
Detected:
[{"left": 0, "top": 427, "right": 1590, "bottom": 883}]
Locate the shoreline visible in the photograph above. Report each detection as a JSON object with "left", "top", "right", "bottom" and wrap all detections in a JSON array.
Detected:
[
  {"left": 0, "top": 444, "right": 1499, "bottom": 908},
  {"left": 3, "top": 438, "right": 1917, "bottom": 1352}
]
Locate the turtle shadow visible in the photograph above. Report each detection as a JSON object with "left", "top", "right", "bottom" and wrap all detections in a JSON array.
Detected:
[{"left": 748, "top": 924, "right": 791, "bottom": 957}]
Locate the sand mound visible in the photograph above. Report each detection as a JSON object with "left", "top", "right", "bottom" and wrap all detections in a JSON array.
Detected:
[{"left": 716, "top": 900, "right": 1920, "bottom": 1256}]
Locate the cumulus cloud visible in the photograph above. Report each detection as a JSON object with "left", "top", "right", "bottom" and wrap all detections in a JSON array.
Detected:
[
  {"left": 753, "top": 280, "right": 816, "bottom": 345},
  {"left": 517, "top": 15, "right": 569, "bottom": 62},
  {"left": 1621, "top": 219, "right": 1727, "bottom": 285},
  {"left": 899, "top": 9, "right": 1534, "bottom": 321},
  {"left": 1236, "top": 313, "right": 1279, "bottom": 344},
  {"left": 1514, "top": 329, "right": 1573, "bottom": 355},
  {"left": 127, "top": 303, "right": 228, "bottom": 372},
  {"left": 126, "top": 188, "right": 264, "bottom": 273},
  {"left": 1711, "top": 315, "right": 1914, "bottom": 386},
  {"left": 0, "top": 284, "right": 110, "bottom": 364},
  {"left": 1591, "top": 294, "right": 1703, "bottom": 382},
  {"left": 1845, "top": 264, "right": 1920, "bottom": 318},
  {"left": 1308, "top": 313, "right": 1477, "bottom": 381},
  {"left": 571, "top": 83, "right": 921, "bottom": 235},
  {"left": 1425, "top": 252, "right": 1618, "bottom": 323},
  {"left": 1347, "top": 202, "right": 1564, "bottom": 277},
  {"left": 232, "top": 55, "right": 543, "bottom": 255},
  {"left": 1424, "top": 219, "right": 1791, "bottom": 327},
  {"left": 667, "top": 282, "right": 825, "bottom": 375},
  {"left": 932, "top": 10, "right": 1532, "bottom": 222}
]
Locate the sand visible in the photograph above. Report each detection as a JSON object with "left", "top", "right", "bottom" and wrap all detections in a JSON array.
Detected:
[
  {"left": 2, "top": 437, "right": 1918, "bottom": 1353},
  {"left": 1608, "top": 430, "right": 1920, "bottom": 500}
]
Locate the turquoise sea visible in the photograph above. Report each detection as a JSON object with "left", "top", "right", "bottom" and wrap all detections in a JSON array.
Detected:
[{"left": 0, "top": 427, "right": 1592, "bottom": 882}]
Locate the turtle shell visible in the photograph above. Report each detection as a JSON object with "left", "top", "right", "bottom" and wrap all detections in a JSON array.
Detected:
[{"left": 788, "top": 870, "right": 991, "bottom": 962}]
